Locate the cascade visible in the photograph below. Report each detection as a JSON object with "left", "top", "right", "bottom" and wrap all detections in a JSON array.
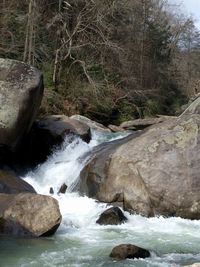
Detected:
[{"left": 1, "top": 131, "right": 200, "bottom": 267}]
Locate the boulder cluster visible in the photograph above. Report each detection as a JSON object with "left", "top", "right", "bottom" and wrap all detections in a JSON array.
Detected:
[{"left": 1, "top": 58, "right": 200, "bottom": 263}]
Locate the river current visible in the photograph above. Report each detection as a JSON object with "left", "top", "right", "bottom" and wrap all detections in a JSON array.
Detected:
[{"left": 1, "top": 131, "right": 200, "bottom": 267}]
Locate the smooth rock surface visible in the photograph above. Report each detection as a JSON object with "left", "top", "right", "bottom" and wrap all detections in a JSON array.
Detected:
[{"left": 0, "top": 193, "right": 61, "bottom": 237}]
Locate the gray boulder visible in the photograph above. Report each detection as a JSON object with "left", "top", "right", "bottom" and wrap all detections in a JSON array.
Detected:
[
  {"left": 0, "top": 58, "right": 43, "bottom": 152},
  {"left": 0, "top": 193, "right": 61, "bottom": 237},
  {"left": 78, "top": 114, "right": 200, "bottom": 219}
]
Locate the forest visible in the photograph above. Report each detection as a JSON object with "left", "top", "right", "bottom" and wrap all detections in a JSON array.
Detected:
[{"left": 1, "top": 0, "right": 200, "bottom": 124}]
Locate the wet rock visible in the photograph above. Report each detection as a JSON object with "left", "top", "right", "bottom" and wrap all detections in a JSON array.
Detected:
[
  {"left": 0, "top": 58, "right": 43, "bottom": 155},
  {"left": 0, "top": 170, "right": 36, "bottom": 194},
  {"left": 49, "top": 187, "right": 54, "bottom": 194},
  {"left": 58, "top": 183, "right": 67, "bottom": 194},
  {"left": 109, "top": 244, "right": 150, "bottom": 260},
  {"left": 96, "top": 207, "right": 127, "bottom": 225},
  {"left": 0, "top": 193, "right": 61, "bottom": 237}
]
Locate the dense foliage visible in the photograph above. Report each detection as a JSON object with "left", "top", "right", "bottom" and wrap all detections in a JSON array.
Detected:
[{"left": 1, "top": 0, "right": 200, "bottom": 124}]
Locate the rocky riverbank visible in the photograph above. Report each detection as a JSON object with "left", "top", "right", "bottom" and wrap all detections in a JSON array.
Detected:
[{"left": 1, "top": 58, "right": 200, "bottom": 242}]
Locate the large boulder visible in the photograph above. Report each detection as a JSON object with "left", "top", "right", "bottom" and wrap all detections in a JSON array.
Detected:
[
  {"left": 0, "top": 193, "right": 61, "bottom": 237},
  {"left": 0, "top": 170, "right": 36, "bottom": 194},
  {"left": 0, "top": 58, "right": 43, "bottom": 153},
  {"left": 78, "top": 114, "right": 200, "bottom": 219},
  {"left": 109, "top": 244, "right": 150, "bottom": 260}
]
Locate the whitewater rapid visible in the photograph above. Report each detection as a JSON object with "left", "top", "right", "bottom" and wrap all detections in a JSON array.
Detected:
[{"left": 14, "top": 130, "right": 200, "bottom": 267}]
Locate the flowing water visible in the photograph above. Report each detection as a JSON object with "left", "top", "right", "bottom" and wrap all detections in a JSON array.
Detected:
[{"left": 1, "top": 131, "right": 200, "bottom": 267}]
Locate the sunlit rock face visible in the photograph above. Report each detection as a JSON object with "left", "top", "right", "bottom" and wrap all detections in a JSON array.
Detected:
[
  {"left": 79, "top": 113, "right": 200, "bottom": 219},
  {"left": 0, "top": 193, "right": 61, "bottom": 237}
]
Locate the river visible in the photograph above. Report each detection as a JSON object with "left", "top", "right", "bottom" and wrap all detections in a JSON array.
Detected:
[{"left": 1, "top": 131, "right": 200, "bottom": 267}]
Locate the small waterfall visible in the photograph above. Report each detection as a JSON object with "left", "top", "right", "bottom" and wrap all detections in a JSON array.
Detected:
[
  {"left": 22, "top": 131, "right": 129, "bottom": 230},
  {"left": 22, "top": 130, "right": 128, "bottom": 194},
  {"left": 23, "top": 135, "right": 91, "bottom": 194}
]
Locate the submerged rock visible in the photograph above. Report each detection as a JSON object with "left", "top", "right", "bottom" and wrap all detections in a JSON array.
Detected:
[
  {"left": 0, "top": 58, "right": 43, "bottom": 154},
  {"left": 0, "top": 193, "right": 61, "bottom": 237},
  {"left": 49, "top": 187, "right": 54, "bottom": 194},
  {"left": 109, "top": 244, "right": 150, "bottom": 260},
  {"left": 58, "top": 183, "right": 68, "bottom": 194},
  {"left": 96, "top": 207, "right": 127, "bottom": 225}
]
